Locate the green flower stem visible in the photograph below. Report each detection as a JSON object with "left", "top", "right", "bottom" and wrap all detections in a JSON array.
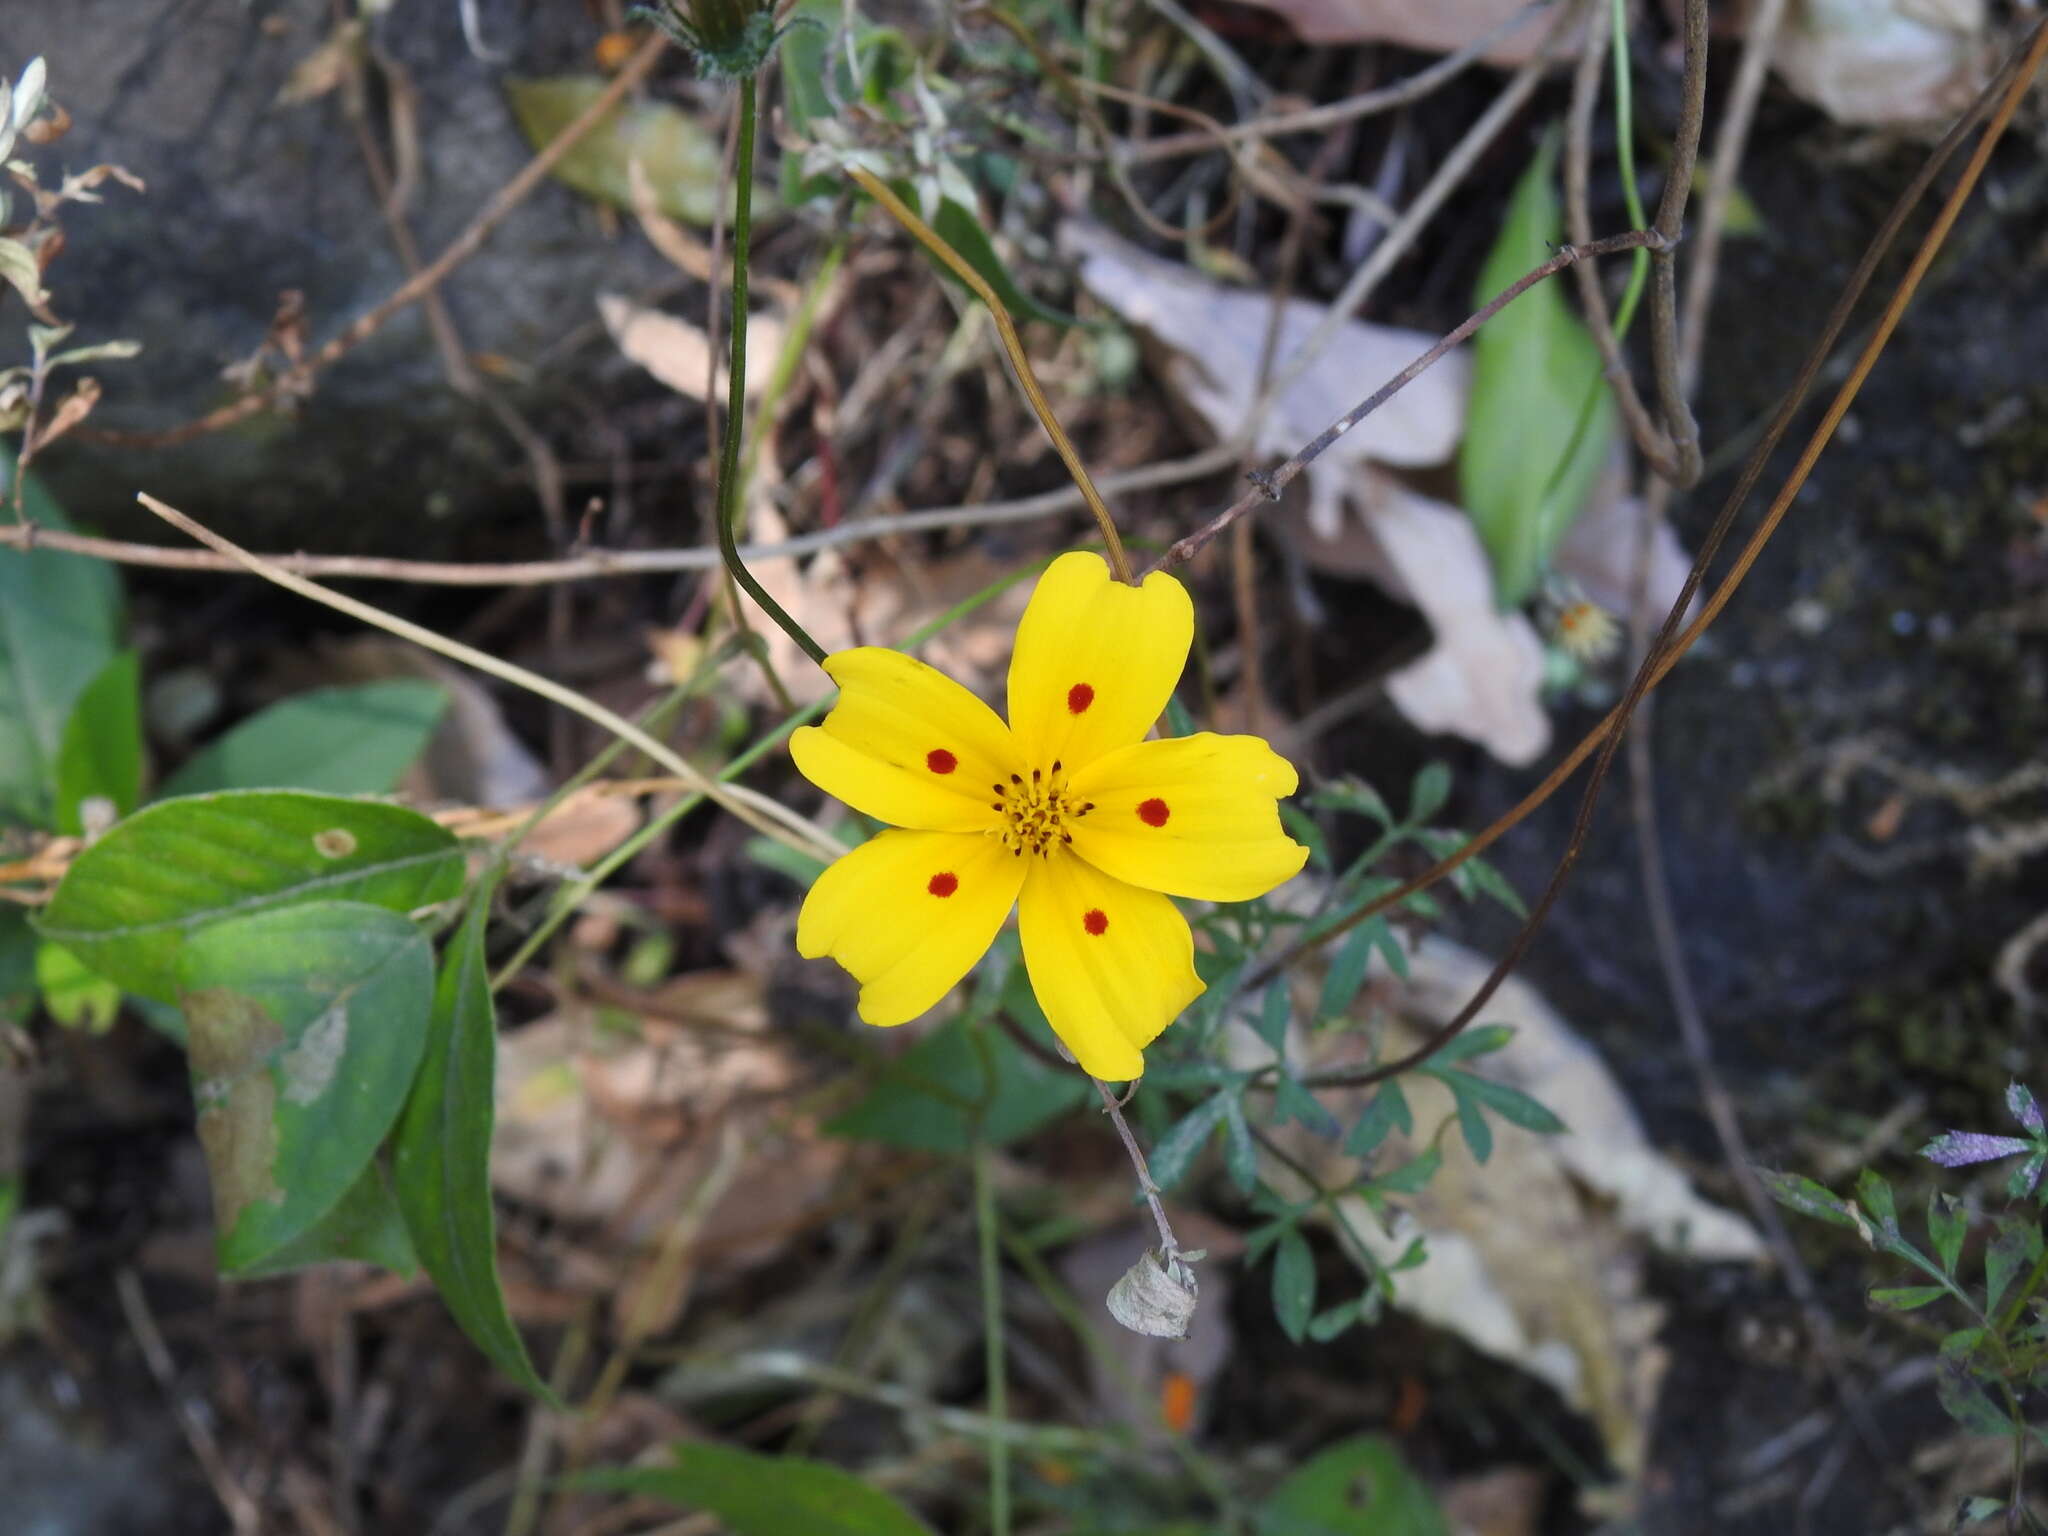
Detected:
[
  {"left": 973, "top": 1138, "right": 1012, "bottom": 1536},
  {"left": 719, "top": 73, "right": 829, "bottom": 670}
]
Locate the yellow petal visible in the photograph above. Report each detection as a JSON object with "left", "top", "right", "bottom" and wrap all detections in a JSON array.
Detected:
[
  {"left": 1067, "top": 733, "right": 1309, "bottom": 902},
  {"left": 1017, "top": 851, "right": 1203, "bottom": 1081},
  {"left": 1007, "top": 552, "right": 1194, "bottom": 774},
  {"left": 790, "top": 648, "right": 1022, "bottom": 831},
  {"left": 797, "top": 829, "right": 1025, "bottom": 1025}
]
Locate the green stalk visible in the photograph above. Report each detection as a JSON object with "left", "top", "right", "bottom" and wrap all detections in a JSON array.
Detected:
[
  {"left": 974, "top": 1138, "right": 1012, "bottom": 1536},
  {"left": 718, "top": 73, "right": 828, "bottom": 669}
]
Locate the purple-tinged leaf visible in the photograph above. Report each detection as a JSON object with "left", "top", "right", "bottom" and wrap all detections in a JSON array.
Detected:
[
  {"left": 2011, "top": 1151, "right": 2046, "bottom": 1201},
  {"left": 1922, "top": 1130, "right": 2031, "bottom": 1168},
  {"left": 2009, "top": 1082, "right": 2045, "bottom": 1136}
]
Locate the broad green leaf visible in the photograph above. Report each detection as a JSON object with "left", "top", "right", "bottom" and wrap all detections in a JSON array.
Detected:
[
  {"left": 0, "top": 445, "right": 120, "bottom": 828},
  {"left": 394, "top": 888, "right": 555, "bottom": 1399},
  {"left": 37, "top": 790, "right": 464, "bottom": 1001},
  {"left": 242, "top": 1160, "right": 417, "bottom": 1278},
  {"left": 1759, "top": 1169, "right": 1858, "bottom": 1229},
  {"left": 34, "top": 940, "right": 119, "bottom": 1031},
  {"left": 580, "top": 1442, "right": 937, "bottom": 1535},
  {"left": 1343, "top": 1083, "right": 1411, "bottom": 1158},
  {"left": 176, "top": 901, "right": 434, "bottom": 1273},
  {"left": 1147, "top": 1092, "right": 1233, "bottom": 1192},
  {"left": 1459, "top": 131, "right": 1615, "bottom": 607},
  {"left": 53, "top": 649, "right": 142, "bottom": 834},
  {"left": 160, "top": 681, "right": 447, "bottom": 798},
  {"left": 506, "top": 76, "right": 765, "bottom": 226},
  {"left": 1868, "top": 1284, "right": 1947, "bottom": 1312},
  {"left": 1272, "top": 1227, "right": 1316, "bottom": 1344},
  {"left": 1255, "top": 1434, "right": 1448, "bottom": 1536}
]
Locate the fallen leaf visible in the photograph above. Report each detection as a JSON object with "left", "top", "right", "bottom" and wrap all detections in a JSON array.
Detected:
[
  {"left": 1062, "top": 222, "right": 1469, "bottom": 540},
  {"left": 1242, "top": 928, "right": 1763, "bottom": 1492},
  {"left": 1774, "top": 0, "right": 1990, "bottom": 126},
  {"left": 1230, "top": 0, "right": 1582, "bottom": 64},
  {"left": 599, "top": 292, "right": 783, "bottom": 402}
]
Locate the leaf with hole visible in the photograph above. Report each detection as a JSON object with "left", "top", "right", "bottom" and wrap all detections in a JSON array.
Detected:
[
  {"left": 394, "top": 886, "right": 555, "bottom": 1400},
  {"left": 160, "top": 680, "right": 447, "bottom": 798},
  {"left": 36, "top": 790, "right": 464, "bottom": 1001},
  {"left": 176, "top": 901, "right": 433, "bottom": 1274}
]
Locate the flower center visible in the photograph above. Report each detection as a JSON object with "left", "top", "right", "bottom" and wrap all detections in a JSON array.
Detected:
[{"left": 990, "top": 761, "right": 1093, "bottom": 857}]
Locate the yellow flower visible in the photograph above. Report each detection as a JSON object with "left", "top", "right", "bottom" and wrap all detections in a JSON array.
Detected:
[{"left": 790, "top": 552, "right": 1309, "bottom": 1081}]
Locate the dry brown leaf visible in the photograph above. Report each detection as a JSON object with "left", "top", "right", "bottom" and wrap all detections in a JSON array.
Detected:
[
  {"left": 599, "top": 292, "right": 783, "bottom": 403},
  {"left": 1230, "top": 0, "right": 1583, "bottom": 65},
  {"left": 1774, "top": 0, "right": 1990, "bottom": 126},
  {"left": 1063, "top": 223, "right": 1468, "bottom": 539},
  {"left": 272, "top": 18, "right": 364, "bottom": 108},
  {"left": 1242, "top": 928, "right": 1762, "bottom": 1492}
]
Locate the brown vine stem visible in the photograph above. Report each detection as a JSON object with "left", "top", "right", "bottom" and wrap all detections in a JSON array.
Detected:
[
  {"left": 1282, "top": 16, "right": 2048, "bottom": 1092},
  {"left": 79, "top": 33, "right": 669, "bottom": 451},
  {"left": 1153, "top": 227, "right": 1667, "bottom": 572},
  {"left": 846, "top": 167, "right": 1135, "bottom": 585}
]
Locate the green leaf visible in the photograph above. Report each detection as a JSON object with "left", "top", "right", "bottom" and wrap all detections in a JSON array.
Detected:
[
  {"left": 1935, "top": 1329, "right": 2010, "bottom": 1437},
  {"left": 0, "top": 906, "right": 35, "bottom": 1023},
  {"left": 1460, "top": 854, "right": 1527, "bottom": 919},
  {"left": 1759, "top": 1169, "right": 1858, "bottom": 1229},
  {"left": 1256, "top": 979, "right": 1290, "bottom": 1054},
  {"left": 1422, "top": 1023, "right": 1515, "bottom": 1066},
  {"left": 824, "top": 998, "right": 1088, "bottom": 1154},
  {"left": 1368, "top": 1144, "right": 1440, "bottom": 1197},
  {"left": 1274, "top": 1075, "right": 1340, "bottom": 1139},
  {"left": 1306, "top": 1296, "right": 1365, "bottom": 1343},
  {"left": 1447, "top": 1069, "right": 1566, "bottom": 1135},
  {"left": 1317, "top": 925, "right": 1375, "bottom": 1021},
  {"left": 1449, "top": 1079, "right": 1493, "bottom": 1164},
  {"left": 1255, "top": 1434, "right": 1449, "bottom": 1536},
  {"left": 1407, "top": 763, "right": 1450, "bottom": 825},
  {"left": 34, "top": 940, "right": 119, "bottom": 1031},
  {"left": 0, "top": 445, "right": 121, "bottom": 828},
  {"left": 1984, "top": 1214, "right": 2040, "bottom": 1319},
  {"left": 1855, "top": 1168, "right": 1901, "bottom": 1240},
  {"left": 887, "top": 181, "right": 1080, "bottom": 332},
  {"left": 242, "top": 1159, "right": 417, "bottom": 1278},
  {"left": 579, "top": 1442, "right": 936, "bottom": 1535},
  {"left": 505, "top": 77, "right": 765, "bottom": 226},
  {"left": 1459, "top": 131, "right": 1615, "bottom": 607},
  {"left": 1868, "top": 1284, "right": 1948, "bottom": 1312},
  {"left": 176, "top": 901, "right": 434, "bottom": 1274},
  {"left": 36, "top": 790, "right": 464, "bottom": 1001},
  {"left": 1147, "top": 1092, "right": 1233, "bottom": 1192},
  {"left": 53, "top": 650, "right": 142, "bottom": 833},
  {"left": 394, "top": 888, "right": 555, "bottom": 1400},
  {"left": 1221, "top": 1093, "right": 1258, "bottom": 1194},
  {"left": 160, "top": 681, "right": 447, "bottom": 798},
  {"left": 1279, "top": 804, "right": 1329, "bottom": 871},
  {"left": 1272, "top": 1227, "right": 1316, "bottom": 1344},
  {"left": 1927, "top": 1191, "right": 1966, "bottom": 1277},
  {"left": 1343, "top": 1083, "right": 1411, "bottom": 1158}
]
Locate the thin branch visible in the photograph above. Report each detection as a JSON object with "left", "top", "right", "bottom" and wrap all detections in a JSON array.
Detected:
[
  {"left": 80, "top": 33, "right": 670, "bottom": 451},
  {"left": 1092, "top": 1078, "right": 1181, "bottom": 1260},
  {"left": 0, "top": 449, "right": 1235, "bottom": 584},
  {"left": 131, "top": 492, "right": 840, "bottom": 860},
  {"left": 848, "top": 168, "right": 1135, "bottom": 584},
  {"left": 1277, "top": 18, "right": 2048, "bottom": 1086},
  {"left": 1154, "top": 228, "right": 1665, "bottom": 570}
]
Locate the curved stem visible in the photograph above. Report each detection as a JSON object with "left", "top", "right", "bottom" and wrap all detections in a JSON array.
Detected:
[{"left": 718, "top": 74, "right": 828, "bottom": 668}]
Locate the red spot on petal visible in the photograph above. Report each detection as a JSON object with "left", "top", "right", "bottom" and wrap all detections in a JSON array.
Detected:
[
  {"left": 928, "top": 872, "right": 959, "bottom": 898},
  {"left": 926, "top": 748, "right": 958, "bottom": 774},
  {"left": 1082, "top": 908, "right": 1109, "bottom": 936},
  {"left": 1067, "top": 683, "right": 1095, "bottom": 714},
  {"left": 1137, "top": 797, "right": 1170, "bottom": 827}
]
